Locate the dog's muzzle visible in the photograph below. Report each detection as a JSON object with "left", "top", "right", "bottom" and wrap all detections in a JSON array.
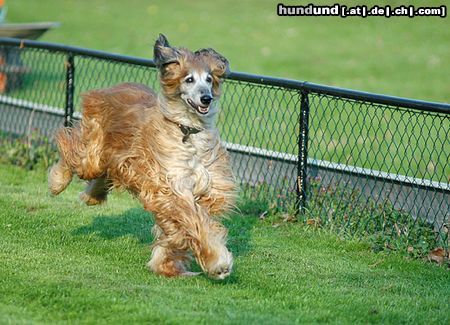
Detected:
[{"left": 187, "top": 98, "right": 211, "bottom": 115}]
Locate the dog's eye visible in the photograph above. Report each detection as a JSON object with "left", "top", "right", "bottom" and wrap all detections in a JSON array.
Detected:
[
  {"left": 206, "top": 76, "right": 212, "bottom": 83},
  {"left": 185, "top": 77, "right": 194, "bottom": 83}
]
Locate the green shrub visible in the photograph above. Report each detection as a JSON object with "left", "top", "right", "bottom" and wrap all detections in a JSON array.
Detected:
[
  {"left": 304, "top": 178, "right": 446, "bottom": 258},
  {"left": 0, "top": 130, "right": 58, "bottom": 170}
]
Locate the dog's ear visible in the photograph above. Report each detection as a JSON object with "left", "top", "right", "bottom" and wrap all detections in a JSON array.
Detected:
[
  {"left": 195, "top": 48, "right": 230, "bottom": 78},
  {"left": 154, "top": 34, "right": 179, "bottom": 68}
]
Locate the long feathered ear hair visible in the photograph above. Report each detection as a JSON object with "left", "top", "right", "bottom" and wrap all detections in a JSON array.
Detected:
[
  {"left": 153, "top": 34, "right": 180, "bottom": 69},
  {"left": 195, "top": 48, "right": 230, "bottom": 79}
]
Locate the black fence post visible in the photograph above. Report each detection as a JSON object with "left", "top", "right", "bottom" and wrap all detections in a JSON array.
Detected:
[
  {"left": 296, "top": 89, "right": 310, "bottom": 214},
  {"left": 64, "top": 53, "right": 75, "bottom": 127}
]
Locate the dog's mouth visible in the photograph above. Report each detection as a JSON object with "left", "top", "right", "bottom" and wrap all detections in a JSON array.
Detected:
[{"left": 187, "top": 98, "right": 210, "bottom": 115}]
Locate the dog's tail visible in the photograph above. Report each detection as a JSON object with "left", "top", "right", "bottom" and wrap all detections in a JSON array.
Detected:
[{"left": 48, "top": 90, "right": 106, "bottom": 196}]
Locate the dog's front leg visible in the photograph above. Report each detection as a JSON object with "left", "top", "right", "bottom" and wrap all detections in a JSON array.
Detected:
[
  {"left": 189, "top": 205, "right": 233, "bottom": 280},
  {"left": 147, "top": 224, "right": 195, "bottom": 277},
  {"left": 144, "top": 192, "right": 233, "bottom": 280}
]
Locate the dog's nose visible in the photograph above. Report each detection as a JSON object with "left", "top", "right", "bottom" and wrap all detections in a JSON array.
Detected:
[{"left": 200, "top": 95, "right": 212, "bottom": 105}]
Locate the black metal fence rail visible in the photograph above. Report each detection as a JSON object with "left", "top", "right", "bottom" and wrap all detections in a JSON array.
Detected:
[{"left": 0, "top": 37, "right": 448, "bottom": 248}]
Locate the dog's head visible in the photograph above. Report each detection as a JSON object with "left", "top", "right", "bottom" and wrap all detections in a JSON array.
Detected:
[{"left": 154, "top": 34, "right": 229, "bottom": 118}]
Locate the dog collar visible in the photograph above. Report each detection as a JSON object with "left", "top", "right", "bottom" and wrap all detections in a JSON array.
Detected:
[{"left": 178, "top": 124, "right": 203, "bottom": 143}]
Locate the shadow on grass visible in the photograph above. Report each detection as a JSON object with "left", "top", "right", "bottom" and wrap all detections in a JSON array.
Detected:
[
  {"left": 72, "top": 208, "right": 155, "bottom": 244},
  {"left": 72, "top": 203, "right": 259, "bottom": 259}
]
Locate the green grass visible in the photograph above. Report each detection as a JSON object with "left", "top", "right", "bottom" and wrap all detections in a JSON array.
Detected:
[
  {"left": 4, "top": 0, "right": 449, "bottom": 183},
  {"left": 1, "top": 163, "right": 449, "bottom": 324},
  {"left": 8, "top": 0, "right": 450, "bottom": 103}
]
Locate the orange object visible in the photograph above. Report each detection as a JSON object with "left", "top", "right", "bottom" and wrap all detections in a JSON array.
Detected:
[{"left": 0, "top": 1, "right": 4, "bottom": 8}]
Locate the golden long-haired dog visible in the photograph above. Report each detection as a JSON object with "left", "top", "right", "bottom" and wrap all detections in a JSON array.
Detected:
[{"left": 48, "top": 34, "right": 236, "bottom": 280}]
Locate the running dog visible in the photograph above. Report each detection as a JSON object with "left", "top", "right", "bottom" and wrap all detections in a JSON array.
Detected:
[{"left": 48, "top": 34, "right": 236, "bottom": 280}]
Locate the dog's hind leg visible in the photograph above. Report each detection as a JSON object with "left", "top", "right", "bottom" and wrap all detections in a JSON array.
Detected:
[
  {"left": 79, "top": 176, "right": 111, "bottom": 206},
  {"left": 48, "top": 127, "right": 82, "bottom": 196},
  {"left": 48, "top": 158, "right": 73, "bottom": 196},
  {"left": 49, "top": 105, "right": 107, "bottom": 197}
]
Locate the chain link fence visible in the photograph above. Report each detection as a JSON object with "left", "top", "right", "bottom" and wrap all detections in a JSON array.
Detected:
[{"left": 0, "top": 38, "right": 448, "bottom": 251}]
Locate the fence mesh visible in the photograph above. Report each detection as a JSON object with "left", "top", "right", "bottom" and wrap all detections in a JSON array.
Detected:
[
  {"left": 307, "top": 93, "right": 449, "bottom": 249},
  {"left": 0, "top": 41, "right": 448, "bottom": 252},
  {"left": 219, "top": 80, "right": 301, "bottom": 204}
]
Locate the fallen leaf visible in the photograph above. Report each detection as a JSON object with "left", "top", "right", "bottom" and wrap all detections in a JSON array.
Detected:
[
  {"left": 407, "top": 246, "right": 414, "bottom": 254},
  {"left": 428, "top": 247, "right": 445, "bottom": 265},
  {"left": 306, "top": 218, "right": 321, "bottom": 227}
]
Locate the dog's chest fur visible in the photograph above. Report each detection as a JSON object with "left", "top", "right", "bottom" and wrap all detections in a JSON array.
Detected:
[
  {"left": 149, "top": 116, "right": 221, "bottom": 200},
  {"left": 174, "top": 131, "right": 219, "bottom": 199}
]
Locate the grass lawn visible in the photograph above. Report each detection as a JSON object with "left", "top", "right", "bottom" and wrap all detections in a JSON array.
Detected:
[{"left": 0, "top": 163, "right": 449, "bottom": 324}]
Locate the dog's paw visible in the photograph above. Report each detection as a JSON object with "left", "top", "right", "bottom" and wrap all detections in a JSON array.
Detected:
[
  {"left": 208, "top": 264, "right": 232, "bottom": 280},
  {"left": 206, "top": 249, "right": 233, "bottom": 280},
  {"left": 79, "top": 191, "right": 107, "bottom": 206},
  {"left": 48, "top": 162, "right": 73, "bottom": 196}
]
